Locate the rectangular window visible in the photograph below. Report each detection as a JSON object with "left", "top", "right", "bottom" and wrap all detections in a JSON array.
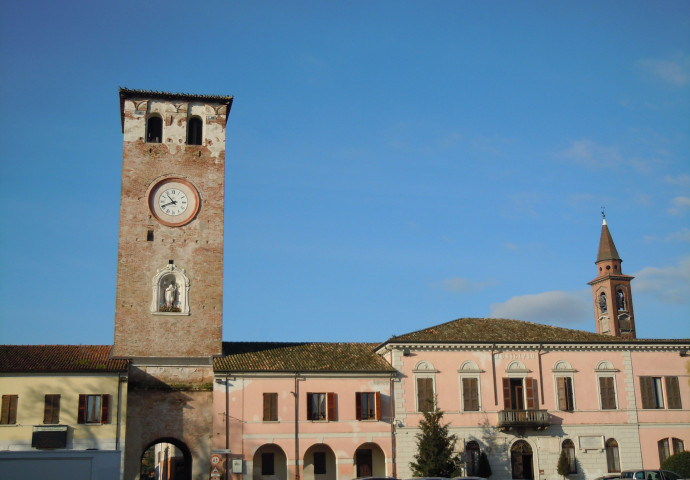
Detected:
[
  {"left": 262, "top": 452, "right": 275, "bottom": 475},
  {"left": 665, "top": 376, "right": 682, "bottom": 409},
  {"left": 462, "top": 377, "right": 479, "bottom": 411},
  {"left": 263, "top": 393, "right": 278, "bottom": 421},
  {"left": 306, "top": 393, "right": 335, "bottom": 421},
  {"left": 356, "top": 392, "right": 381, "bottom": 420},
  {"left": 599, "top": 376, "right": 617, "bottom": 409},
  {"left": 659, "top": 438, "right": 671, "bottom": 465},
  {"left": 502, "top": 377, "right": 536, "bottom": 410},
  {"left": 78, "top": 394, "right": 110, "bottom": 424},
  {"left": 314, "top": 451, "right": 326, "bottom": 474},
  {"left": 1, "top": 395, "right": 18, "bottom": 425},
  {"left": 43, "top": 394, "right": 61, "bottom": 424},
  {"left": 556, "top": 377, "right": 574, "bottom": 411},
  {"left": 417, "top": 377, "right": 434, "bottom": 412},
  {"left": 640, "top": 377, "right": 665, "bottom": 409}
]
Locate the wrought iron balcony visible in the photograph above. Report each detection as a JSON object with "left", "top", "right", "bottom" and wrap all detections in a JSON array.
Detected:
[{"left": 498, "top": 409, "right": 550, "bottom": 430}]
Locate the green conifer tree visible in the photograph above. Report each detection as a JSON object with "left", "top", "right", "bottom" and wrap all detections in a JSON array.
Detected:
[
  {"left": 557, "top": 449, "right": 570, "bottom": 479},
  {"left": 409, "top": 402, "right": 461, "bottom": 477},
  {"left": 477, "top": 451, "right": 492, "bottom": 478}
]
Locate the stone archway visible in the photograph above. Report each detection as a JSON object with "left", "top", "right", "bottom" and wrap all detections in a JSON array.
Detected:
[
  {"left": 511, "top": 440, "right": 533, "bottom": 480},
  {"left": 354, "top": 442, "right": 386, "bottom": 478},
  {"left": 140, "top": 437, "right": 191, "bottom": 480}
]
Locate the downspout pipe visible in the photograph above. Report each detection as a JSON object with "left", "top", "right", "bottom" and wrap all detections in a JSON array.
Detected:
[
  {"left": 295, "top": 373, "right": 300, "bottom": 480},
  {"left": 390, "top": 373, "right": 397, "bottom": 479},
  {"left": 226, "top": 374, "right": 230, "bottom": 480}
]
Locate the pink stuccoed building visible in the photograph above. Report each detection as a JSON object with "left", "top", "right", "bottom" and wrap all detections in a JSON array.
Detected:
[{"left": 211, "top": 219, "right": 689, "bottom": 480}]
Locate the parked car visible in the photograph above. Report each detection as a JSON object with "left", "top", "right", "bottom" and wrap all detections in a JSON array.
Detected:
[
  {"left": 620, "top": 470, "right": 686, "bottom": 480},
  {"left": 594, "top": 475, "right": 620, "bottom": 480}
]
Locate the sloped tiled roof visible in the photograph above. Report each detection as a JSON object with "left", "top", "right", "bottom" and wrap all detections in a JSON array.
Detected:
[
  {"left": 214, "top": 342, "right": 396, "bottom": 373},
  {"left": 119, "top": 87, "right": 234, "bottom": 103},
  {"left": 382, "top": 318, "right": 635, "bottom": 345},
  {"left": 0, "top": 345, "right": 129, "bottom": 373}
]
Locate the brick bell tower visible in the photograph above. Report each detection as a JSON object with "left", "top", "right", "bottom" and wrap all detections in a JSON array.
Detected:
[
  {"left": 588, "top": 214, "right": 636, "bottom": 338},
  {"left": 113, "top": 88, "right": 233, "bottom": 480}
]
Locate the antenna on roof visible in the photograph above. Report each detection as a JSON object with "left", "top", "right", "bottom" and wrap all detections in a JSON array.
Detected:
[{"left": 601, "top": 207, "right": 606, "bottom": 219}]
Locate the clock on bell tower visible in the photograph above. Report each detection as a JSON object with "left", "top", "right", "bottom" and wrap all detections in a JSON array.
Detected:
[{"left": 113, "top": 88, "right": 233, "bottom": 359}]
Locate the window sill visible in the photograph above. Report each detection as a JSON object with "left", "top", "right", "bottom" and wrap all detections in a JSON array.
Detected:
[{"left": 152, "top": 311, "right": 191, "bottom": 317}]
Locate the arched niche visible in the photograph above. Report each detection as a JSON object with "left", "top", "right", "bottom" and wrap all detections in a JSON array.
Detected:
[{"left": 150, "top": 263, "right": 190, "bottom": 315}]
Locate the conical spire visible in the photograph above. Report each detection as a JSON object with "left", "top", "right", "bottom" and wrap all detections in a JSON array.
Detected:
[{"left": 596, "top": 217, "right": 621, "bottom": 263}]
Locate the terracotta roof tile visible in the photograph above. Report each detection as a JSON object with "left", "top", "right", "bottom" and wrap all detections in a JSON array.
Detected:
[
  {"left": 384, "top": 318, "right": 635, "bottom": 344},
  {"left": 214, "top": 342, "right": 396, "bottom": 373},
  {"left": 0, "top": 345, "right": 129, "bottom": 373}
]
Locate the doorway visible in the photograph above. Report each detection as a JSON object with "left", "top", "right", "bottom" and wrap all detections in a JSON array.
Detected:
[{"left": 511, "top": 440, "right": 533, "bottom": 480}]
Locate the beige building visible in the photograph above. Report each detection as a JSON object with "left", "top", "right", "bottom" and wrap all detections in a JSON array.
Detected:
[{"left": 0, "top": 345, "right": 129, "bottom": 480}]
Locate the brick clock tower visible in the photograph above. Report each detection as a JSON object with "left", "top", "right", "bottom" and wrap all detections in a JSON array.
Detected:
[
  {"left": 113, "top": 88, "right": 233, "bottom": 479},
  {"left": 588, "top": 215, "right": 636, "bottom": 338}
]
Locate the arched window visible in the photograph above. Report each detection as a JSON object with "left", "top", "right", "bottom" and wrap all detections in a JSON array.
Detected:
[
  {"left": 616, "top": 289, "right": 626, "bottom": 311},
  {"left": 466, "top": 441, "right": 480, "bottom": 475},
  {"left": 562, "top": 439, "right": 576, "bottom": 474},
  {"left": 147, "top": 115, "right": 163, "bottom": 143},
  {"left": 658, "top": 438, "right": 671, "bottom": 464},
  {"left": 606, "top": 438, "right": 620, "bottom": 473},
  {"left": 187, "top": 116, "right": 202, "bottom": 145},
  {"left": 599, "top": 292, "right": 607, "bottom": 312}
]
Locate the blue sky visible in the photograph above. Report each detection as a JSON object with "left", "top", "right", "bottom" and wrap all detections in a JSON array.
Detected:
[{"left": 0, "top": 1, "right": 688, "bottom": 345}]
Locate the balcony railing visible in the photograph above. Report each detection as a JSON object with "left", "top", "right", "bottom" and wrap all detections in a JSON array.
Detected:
[{"left": 498, "top": 409, "right": 550, "bottom": 430}]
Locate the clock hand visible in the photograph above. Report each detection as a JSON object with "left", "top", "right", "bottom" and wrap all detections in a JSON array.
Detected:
[
  {"left": 166, "top": 194, "right": 177, "bottom": 204},
  {"left": 160, "top": 201, "right": 176, "bottom": 208}
]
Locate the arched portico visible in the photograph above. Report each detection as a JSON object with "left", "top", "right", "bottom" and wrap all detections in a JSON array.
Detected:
[
  {"left": 303, "top": 444, "right": 336, "bottom": 480},
  {"left": 354, "top": 442, "right": 386, "bottom": 477},
  {"left": 252, "top": 444, "right": 288, "bottom": 480}
]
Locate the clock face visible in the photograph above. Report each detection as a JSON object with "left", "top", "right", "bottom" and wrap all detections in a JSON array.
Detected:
[
  {"left": 158, "top": 188, "right": 188, "bottom": 216},
  {"left": 147, "top": 177, "right": 200, "bottom": 227}
]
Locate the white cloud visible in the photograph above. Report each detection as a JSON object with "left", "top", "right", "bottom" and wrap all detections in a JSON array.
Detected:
[
  {"left": 665, "top": 228, "right": 690, "bottom": 242},
  {"left": 556, "top": 139, "right": 623, "bottom": 169},
  {"left": 668, "top": 196, "right": 690, "bottom": 215},
  {"left": 637, "top": 57, "right": 690, "bottom": 87},
  {"left": 489, "top": 290, "right": 591, "bottom": 327},
  {"left": 665, "top": 174, "right": 690, "bottom": 187},
  {"left": 633, "top": 257, "right": 690, "bottom": 304},
  {"left": 436, "top": 277, "right": 497, "bottom": 293}
]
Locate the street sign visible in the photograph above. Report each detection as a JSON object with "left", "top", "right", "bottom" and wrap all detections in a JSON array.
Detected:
[
  {"left": 210, "top": 454, "right": 221, "bottom": 465},
  {"left": 211, "top": 466, "right": 221, "bottom": 478}
]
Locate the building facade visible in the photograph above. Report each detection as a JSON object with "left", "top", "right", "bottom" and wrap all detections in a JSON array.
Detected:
[{"left": 0, "top": 345, "right": 129, "bottom": 480}]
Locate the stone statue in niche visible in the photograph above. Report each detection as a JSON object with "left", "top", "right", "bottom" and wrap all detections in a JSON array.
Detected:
[
  {"left": 164, "top": 281, "right": 178, "bottom": 310},
  {"left": 151, "top": 264, "right": 190, "bottom": 315}
]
